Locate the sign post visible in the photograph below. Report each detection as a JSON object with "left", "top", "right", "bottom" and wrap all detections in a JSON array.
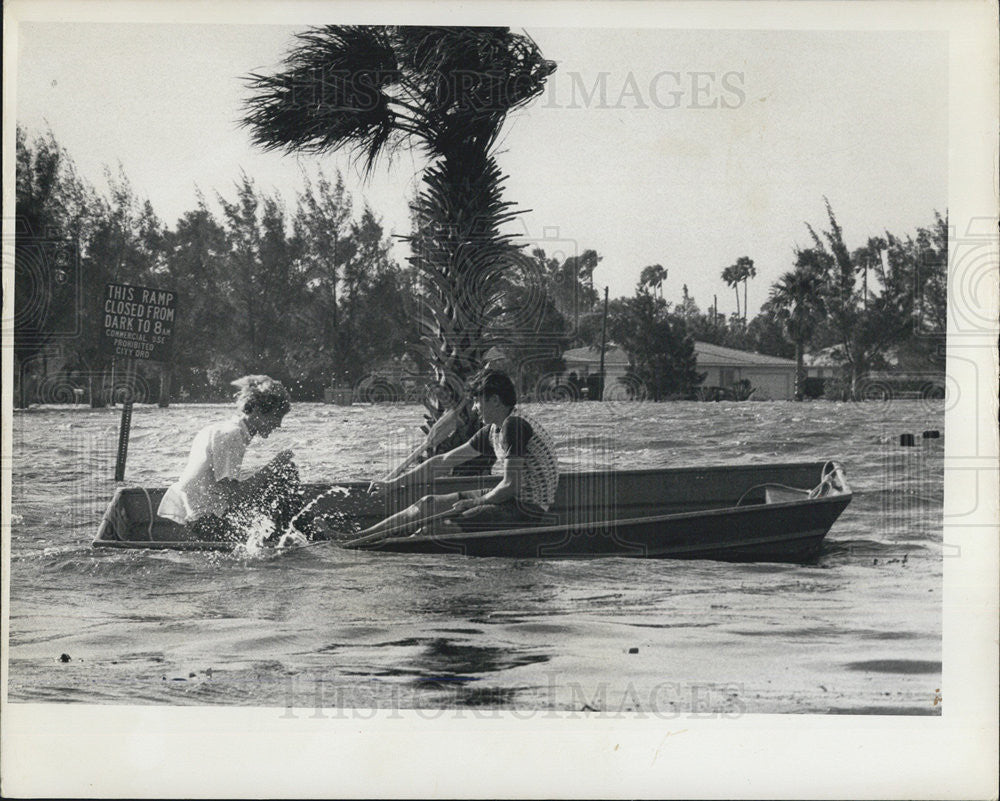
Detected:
[
  {"left": 114, "top": 398, "right": 133, "bottom": 482},
  {"left": 101, "top": 283, "right": 179, "bottom": 482}
]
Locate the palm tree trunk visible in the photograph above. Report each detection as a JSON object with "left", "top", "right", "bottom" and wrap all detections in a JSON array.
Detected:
[
  {"left": 743, "top": 279, "right": 749, "bottom": 324},
  {"left": 734, "top": 286, "right": 740, "bottom": 320}
]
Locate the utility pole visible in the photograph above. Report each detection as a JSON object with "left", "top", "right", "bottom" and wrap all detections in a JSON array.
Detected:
[{"left": 598, "top": 286, "right": 609, "bottom": 402}]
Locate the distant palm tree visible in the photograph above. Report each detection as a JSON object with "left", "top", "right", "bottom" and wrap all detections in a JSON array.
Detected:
[
  {"left": 721, "top": 263, "right": 741, "bottom": 320},
  {"left": 768, "top": 266, "right": 825, "bottom": 400},
  {"left": 242, "top": 26, "right": 555, "bottom": 445},
  {"left": 722, "top": 256, "right": 756, "bottom": 324},
  {"left": 639, "top": 264, "right": 667, "bottom": 298},
  {"left": 735, "top": 256, "right": 756, "bottom": 323}
]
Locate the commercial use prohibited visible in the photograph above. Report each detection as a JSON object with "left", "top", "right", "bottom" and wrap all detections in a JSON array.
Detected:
[{"left": 100, "top": 283, "right": 179, "bottom": 362}]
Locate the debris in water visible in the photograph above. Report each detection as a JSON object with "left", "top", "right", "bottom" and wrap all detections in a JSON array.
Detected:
[
  {"left": 59, "top": 653, "right": 71, "bottom": 663},
  {"left": 628, "top": 647, "right": 639, "bottom": 654}
]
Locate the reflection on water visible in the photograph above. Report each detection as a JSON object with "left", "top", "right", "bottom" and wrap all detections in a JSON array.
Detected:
[
  {"left": 9, "top": 400, "right": 944, "bottom": 713},
  {"left": 344, "top": 636, "right": 552, "bottom": 707}
]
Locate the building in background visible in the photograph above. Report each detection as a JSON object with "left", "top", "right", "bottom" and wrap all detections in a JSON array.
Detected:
[
  {"left": 561, "top": 345, "right": 630, "bottom": 384},
  {"left": 559, "top": 341, "right": 798, "bottom": 400},
  {"left": 693, "top": 341, "right": 797, "bottom": 401}
]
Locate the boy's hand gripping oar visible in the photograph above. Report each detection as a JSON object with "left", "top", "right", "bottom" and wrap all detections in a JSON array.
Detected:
[
  {"left": 342, "top": 508, "right": 464, "bottom": 549},
  {"left": 373, "top": 397, "right": 469, "bottom": 488},
  {"left": 280, "top": 506, "right": 465, "bottom": 551}
]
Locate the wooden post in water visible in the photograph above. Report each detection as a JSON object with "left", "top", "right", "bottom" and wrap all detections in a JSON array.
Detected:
[
  {"left": 158, "top": 363, "right": 171, "bottom": 408},
  {"left": 114, "top": 358, "right": 134, "bottom": 482},
  {"left": 598, "top": 286, "right": 609, "bottom": 401}
]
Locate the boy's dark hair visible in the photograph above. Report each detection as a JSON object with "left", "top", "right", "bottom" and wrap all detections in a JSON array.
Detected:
[{"left": 471, "top": 371, "right": 517, "bottom": 409}]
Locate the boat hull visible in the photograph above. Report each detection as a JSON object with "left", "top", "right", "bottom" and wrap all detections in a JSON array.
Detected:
[
  {"left": 93, "top": 461, "right": 852, "bottom": 563},
  {"left": 359, "top": 495, "right": 849, "bottom": 562}
]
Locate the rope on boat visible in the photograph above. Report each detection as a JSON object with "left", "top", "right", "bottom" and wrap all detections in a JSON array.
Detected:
[
  {"left": 735, "top": 482, "right": 810, "bottom": 506},
  {"left": 809, "top": 461, "right": 846, "bottom": 498},
  {"left": 735, "top": 461, "right": 846, "bottom": 507}
]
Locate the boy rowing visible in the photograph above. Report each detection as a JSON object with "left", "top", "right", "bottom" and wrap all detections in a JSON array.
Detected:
[{"left": 355, "top": 371, "right": 558, "bottom": 541}]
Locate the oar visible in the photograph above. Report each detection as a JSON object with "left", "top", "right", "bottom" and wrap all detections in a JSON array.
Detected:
[
  {"left": 379, "top": 397, "right": 469, "bottom": 483},
  {"left": 342, "top": 508, "right": 464, "bottom": 549}
]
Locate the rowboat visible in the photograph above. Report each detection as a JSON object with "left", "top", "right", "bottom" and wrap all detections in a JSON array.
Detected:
[{"left": 93, "top": 461, "right": 851, "bottom": 563}]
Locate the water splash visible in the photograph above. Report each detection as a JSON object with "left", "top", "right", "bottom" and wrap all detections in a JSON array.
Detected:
[
  {"left": 231, "top": 512, "right": 278, "bottom": 558},
  {"left": 282, "top": 484, "right": 356, "bottom": 543}
]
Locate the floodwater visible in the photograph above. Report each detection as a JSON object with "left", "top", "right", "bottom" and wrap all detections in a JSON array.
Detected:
[{"left": 7, "top": 399, "right": 944, "bottom": 714}]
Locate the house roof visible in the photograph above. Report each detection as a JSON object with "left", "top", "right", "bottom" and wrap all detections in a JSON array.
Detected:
[
  {"left": 562, "top": 342, "right": 796, "bottom": 369},
  {"left": 562, "top": 345, "right": 630, "bottom": 366},
  {"left": 693, "top": 341, "right": 796, "bottom": 368}
]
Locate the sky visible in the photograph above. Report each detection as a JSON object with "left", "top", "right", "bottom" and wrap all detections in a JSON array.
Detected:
[{"left": 13, "top": 18, "right": 948, "bottom": 317}]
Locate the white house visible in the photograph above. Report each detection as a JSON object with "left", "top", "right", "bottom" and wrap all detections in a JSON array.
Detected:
[
  {"left": 561, "top": 345, "right": 630, "bottom": 384},
  {"left": 693, "top": 341, "right": 797, "bottom": 400},
  {"left": 559, "top": 341, "right": 798, "bottom": 400}
]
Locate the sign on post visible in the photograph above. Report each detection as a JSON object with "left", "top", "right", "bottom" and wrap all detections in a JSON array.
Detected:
[
  {"left": 101, "top": 283, "right": 179, "bottom": 482},
  {"left": 100, "top": 283, "right": 178, "bottom": 362}
]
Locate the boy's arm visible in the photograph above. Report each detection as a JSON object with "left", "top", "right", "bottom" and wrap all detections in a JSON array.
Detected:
[
  {"left": 214, "top": 477, "right": 243, "bottom": 505},
  {"left": 382, "top": 441, "right": 481, "bottom": 490},
  {"left": 455, "top": 457, "right": 522, "bottom": 508}
]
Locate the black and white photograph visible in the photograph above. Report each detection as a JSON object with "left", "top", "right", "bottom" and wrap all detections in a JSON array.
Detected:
[{"left": 3, "top": 0, "right": 997, "bottom": 797}]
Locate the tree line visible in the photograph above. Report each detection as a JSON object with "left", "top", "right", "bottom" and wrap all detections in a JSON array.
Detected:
[
  {"left": 565, "top": 201, "right": 946, "bottom": 402},
  {"left": 15, "top": 126, "right": 946, "bottom": 407},
  {"left": 15, "top": 126, "right": 418, "bottom": 406}
]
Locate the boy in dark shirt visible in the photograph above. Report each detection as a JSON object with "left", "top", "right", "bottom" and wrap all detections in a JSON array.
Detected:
[{"left": 358, "top": 372, "right": 558, "bottom": 540}]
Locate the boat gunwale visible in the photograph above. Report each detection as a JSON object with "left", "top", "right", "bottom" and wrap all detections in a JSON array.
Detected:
[
  {"left": 297, "top": 460, "right": 842, "bottom": 491},
  {"left": 350, "top": 489, "right": 852, "bottom": 549}
]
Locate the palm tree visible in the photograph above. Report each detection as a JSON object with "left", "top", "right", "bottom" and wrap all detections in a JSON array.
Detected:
[
  {"left": 735, "top": 256, "right": 756, "bottom": 323},
  {"left": 767, "top": 266, "right": 825, "bottom": 400},
  {"left": 242, "top": 26, "right": 555, "bottom": 448},
  {"left": 721, "top": 263, "right": 741, "bottom": 320},
  {"left": 639, "top": 264, "right": 667, "bottom": 298}
]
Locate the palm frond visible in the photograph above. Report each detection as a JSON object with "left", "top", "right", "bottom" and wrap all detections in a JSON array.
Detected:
[{"left": 241, "top": 26, "right": 402, "bottom": 173}]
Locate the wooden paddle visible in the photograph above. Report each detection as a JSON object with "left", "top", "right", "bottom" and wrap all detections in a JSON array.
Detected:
[
  {"left": 342, "top": 507, "right": 464, "bottom": 548},
  {"left": 378, "top": 396, "right": 470, "bottom": 483}
]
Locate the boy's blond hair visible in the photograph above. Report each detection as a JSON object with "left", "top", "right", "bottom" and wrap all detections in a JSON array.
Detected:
[{"left": 231, "top": 375, "right": 291, "bottom": 416}]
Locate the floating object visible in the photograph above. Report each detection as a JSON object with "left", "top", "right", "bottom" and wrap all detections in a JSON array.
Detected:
[
  {"left": 92, "top": 461, "right": 852, "bottom": 564},
  {"left": 899, "top": 434, "right": 916, "bottom": 447},
  {"left": 59, "top": 653, "right": 71, "bottom": 663},
  {"left": 922, "top": 430, "right": 940, "bottom": 439},
  {"left": 628, "top": 647, "right": 639, "bottom": 654}
]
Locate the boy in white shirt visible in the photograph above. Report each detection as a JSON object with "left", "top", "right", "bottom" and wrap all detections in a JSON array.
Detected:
[{"left": 158, "top": 375, "right": 305, "bottom": 543}]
